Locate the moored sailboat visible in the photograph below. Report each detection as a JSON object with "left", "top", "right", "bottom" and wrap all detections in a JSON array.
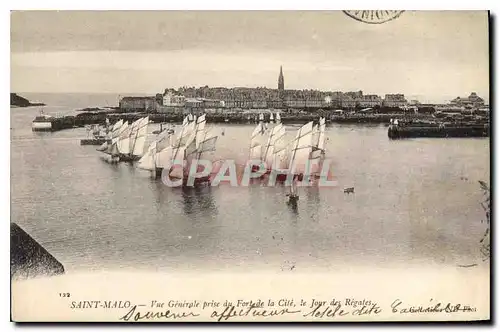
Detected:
[
  {"left": 249, "top": 121, "right": 266, "bottom": 172},
  {"left": 159, "top": 114, "right": 219, "bottom": 186},
  {"left": 119, "top": 116, "right": 150, "bottom": 162}
]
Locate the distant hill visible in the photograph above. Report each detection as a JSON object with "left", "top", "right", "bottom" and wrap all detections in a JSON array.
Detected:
[{"left": 10, "top": 93, "right": 46, "bottom": 107}]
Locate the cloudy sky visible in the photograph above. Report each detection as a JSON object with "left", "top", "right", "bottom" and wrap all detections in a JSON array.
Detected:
[{"left": 10, "top": 10, "right": 489, "bottom": 103}]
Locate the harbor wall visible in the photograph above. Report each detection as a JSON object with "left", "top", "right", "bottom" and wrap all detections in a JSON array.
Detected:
[
  {"left": 43, "top": 111, "right": 435, "bottom": 130},
  {"left": 388, "top": 125, "right": 490, "bottom": 139}
]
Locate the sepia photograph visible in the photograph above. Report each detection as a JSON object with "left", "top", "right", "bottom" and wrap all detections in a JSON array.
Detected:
[{"left": 9, "top": 8, "right": 491, "bottom": 322}]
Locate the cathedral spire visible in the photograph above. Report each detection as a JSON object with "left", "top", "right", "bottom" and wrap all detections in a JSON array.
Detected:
[{"left": 278, "top": 65, "right": 284, "bottom": 91}]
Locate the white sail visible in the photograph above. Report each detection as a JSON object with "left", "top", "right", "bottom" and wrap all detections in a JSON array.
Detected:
[
  {"left": 117, "top": 122, "right": 131, "bottom": 155},
  {"left": 169, "top": 146, "right": 186, "bottom": 179},
  {"left": 185, "top": 130, "right": 197, "bottom": 155},
  {"left": 112, "top": 119, "right": 123, "bottom": 133},
  {"left": 97, "top": 141, "right": 108, "bottom": 152},
  {"left": 273, "top": 145, "right": 289, "bottom": 170},
  {"left": 276, "top": 112, "right": 281, "bottom": 123},
  {"left": 263, "top": 123, "right": 283, "bottom": 168},
  {"left": 156, "top": 128, "right": 172, "bottom": 152},
  {"left": 249, "top": 122, "right": 265, "bottom": 160},
  {"left": 195, "top": 114, "right": 207, "bottom": 149},
  {"left": 132, "top": 116, "right": 149, "bottom": 157},
  {"left": 137, "top": 141, "right": 157, "bottom": 171},
  {"left": 312, "top": 124, "right": 319, "bottom": 149},
  {"left": 251, "top": 122, "right": 264, "bottom": 139},
  {"left": 259, "top": 113, "right": 264, "bottom": 121},
  {"left": 317, "top": 117, "right": 326, "bottom": 151},
  {"left": 249, "top": 144, "right": 262, "bottom": 160},
  {"left": 128, "top": 118, "right": 141, "bottom": 152},
  {"left": 270, "top": 113, "right": 274, "bottom": 121},
  {"left": 288, "top": 122, "right": 313, "bottom": 175},
  {"left": 112, "top": 120, "right": 127, "bottom": 144},
  {"left": 155, "top": 146, "right": 174, "bottom": 169},
  {"left": 104, "top": 120, "right": 127, "bottom": 155},
  {"left": 199, "top": 136, "right": 217, "bottom": 154},
  {"left": 176, "top": 120, "right": 195, "bottom": 146}
]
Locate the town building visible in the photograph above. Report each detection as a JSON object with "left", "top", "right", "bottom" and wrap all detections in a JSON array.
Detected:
[
  {"left": 340, "top": 96, "right": 357, "bottom": 108},
  {"left": 162, "top": 92, "right": 186, "bottom": 107},
  {"left": 450, "top": 92, "right": 485, "bottom": 108},
  {"left": 383, "top": 94, "right": 407, "bottom": 107},
  {"left": 119, "top": 96, "right": 157, "bottom": 112},
  {"left": 358, "top": 94, "right": 383, "bottom": 108}
]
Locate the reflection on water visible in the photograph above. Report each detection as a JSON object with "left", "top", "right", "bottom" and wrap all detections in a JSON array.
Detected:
[
  {"left": 181, "top": 185, "right": 218, "bottom": 216},
  {"left": 10, "top": 107, "right": 491, "bottom": 273}
]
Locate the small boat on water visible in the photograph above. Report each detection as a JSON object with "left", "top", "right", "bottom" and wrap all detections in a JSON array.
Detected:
[
  {"left": 81, "top": 121, "right": 110, "bottom": 145},
  {"left": 275, "top": 112, "right": 281, "bottom": 124},
  {"left": 31, "top": 110, "right": 54, "bottom": 132},
  {"left": 152, "top": 123, "right": 175, "bottom": 135}
]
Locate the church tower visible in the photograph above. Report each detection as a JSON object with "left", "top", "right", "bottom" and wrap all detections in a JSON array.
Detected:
[{"left": 278, "top": 66, "right": 284, "bottom": 91}]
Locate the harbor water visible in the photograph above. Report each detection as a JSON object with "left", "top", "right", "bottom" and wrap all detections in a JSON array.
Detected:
[{"left": 10, "top": 100, "right": 490, "bottom": 274}]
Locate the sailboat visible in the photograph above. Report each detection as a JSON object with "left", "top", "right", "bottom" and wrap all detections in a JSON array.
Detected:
[
  {"left": 137, "top": 140, "right": 158, "bottom": 172},
  {"left": 160, "top": 114, "right": 218, "bottom": 186},
  {"left": 249, "top": 121, "right": 266, "bottom": 172},
  {"left": 283, "top": 121, "right": 314, "bottom": 204},
  {"left": 140, "top": 114, "right": 194, "bottom": 177},
  {"left": 276, "top": 112, "right": 281, "bottom": 124},
  {"left": 287, "top": 121, "right": 314, "bottom": 182},
  {"left": 119, "top": 116, "right": 150, "bottom": 162},
  {"left": 262, "top": 123, "right": 285, "bottom": 173},
  {"left": 269, "top": 112, "right": 274, "bottom": 124},
  {"left": 97, "top": 119, "right": 127, "bottom": 163}
]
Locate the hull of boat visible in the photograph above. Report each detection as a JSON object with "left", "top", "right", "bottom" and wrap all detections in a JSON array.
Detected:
[
  {"left": 119, "top": 154, "right": 142, "bottom": 162},
  {"left": 31, "top": 122, "right": 52, "bottom": 131},
  {"left": 80, "top": 138, "right": 107, "bottom": 145},
  {"left": 154, "top": 167, "right": 211, "bottom": 186}
]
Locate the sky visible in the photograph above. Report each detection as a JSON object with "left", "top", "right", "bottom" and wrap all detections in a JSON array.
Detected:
[{"left": 10, "top": 10, "right": 490, "bottom": 103}]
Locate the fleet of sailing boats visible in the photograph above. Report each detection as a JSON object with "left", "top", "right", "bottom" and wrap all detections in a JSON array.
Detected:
[
  {"left": 92, "top": 111, "right": 326, "bottom": 204},
  {"left": 97, "top": 116, "right": 150, "bottom": 163},
  {"left": 248, "top": 113, "right": 326, "bottom": 180},
  {"left": 137, "top": 113, "right": 219, "bottom": 185},
  {"left": 247, "top": 113, "right": 327, "bottom": 204}
]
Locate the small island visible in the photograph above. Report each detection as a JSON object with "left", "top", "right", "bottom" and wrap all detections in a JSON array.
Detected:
[{"left": 11, "top": 93, "right": 46, "bottom": 107}]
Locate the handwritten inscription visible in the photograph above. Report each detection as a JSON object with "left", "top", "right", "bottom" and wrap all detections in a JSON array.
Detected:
[
  {"left": 391, "top": 299, "right": 477, "bottom": 314},
  {"left": 65, "top": 297, "right": 478, "bottom": 321},
  {"left": 120, "top": 305, "right": 200, "bottom": 322}
]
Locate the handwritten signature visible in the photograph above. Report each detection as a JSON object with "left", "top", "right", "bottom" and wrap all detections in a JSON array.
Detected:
[{"left": 391, "top": 299, "right": 477, "bottom": 314}]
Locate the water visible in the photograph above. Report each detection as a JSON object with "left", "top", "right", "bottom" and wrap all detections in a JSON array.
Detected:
[{"left": 10, "top": 99, "right": 490, "bottom": 274}]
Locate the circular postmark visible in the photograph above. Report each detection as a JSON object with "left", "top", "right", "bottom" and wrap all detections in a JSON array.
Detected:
[{"left": 343, "top": 10, "right": 405, "bottom": 24}]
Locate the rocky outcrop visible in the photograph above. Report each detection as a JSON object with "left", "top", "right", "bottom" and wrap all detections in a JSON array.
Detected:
[
  {"left": 11, "top": 223, "right": 65, "bottom": 280},
  {"left": 10, "top": 93, "right": 46, "bottom": 107}
]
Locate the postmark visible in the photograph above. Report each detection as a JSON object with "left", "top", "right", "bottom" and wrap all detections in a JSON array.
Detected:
[{"left": 343, "top": 10, "right": 405, "bottom": 24}]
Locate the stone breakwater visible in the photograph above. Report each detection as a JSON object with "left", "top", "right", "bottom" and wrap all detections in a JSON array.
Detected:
[
  {"left": 388, "top": 123, "right": 490, "bottom": 139},
  {"left": 34, "top": 111, "right": 437, "bottom": 132}
]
